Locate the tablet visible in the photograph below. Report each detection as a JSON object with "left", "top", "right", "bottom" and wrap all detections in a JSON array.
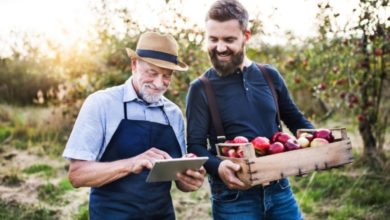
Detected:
[{"left": 146, "top": 157, "right": 208, "bottom": 183}]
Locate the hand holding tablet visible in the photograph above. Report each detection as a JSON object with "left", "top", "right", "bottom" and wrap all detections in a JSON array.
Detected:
[{"left": 146, "top": 156, "right": 208, "bottom": 182}]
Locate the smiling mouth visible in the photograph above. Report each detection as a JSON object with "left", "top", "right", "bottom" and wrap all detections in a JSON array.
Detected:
[{"left": 216, "top": 53, "right": 232, "bottom": 61}]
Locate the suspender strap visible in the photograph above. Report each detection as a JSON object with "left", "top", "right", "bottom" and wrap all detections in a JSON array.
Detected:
[
  {"left": 199, "top": 75, "right": 226, "bottom": 142},
  {"left": 257, "top": 64, "right": 283, "bottom": 131}
]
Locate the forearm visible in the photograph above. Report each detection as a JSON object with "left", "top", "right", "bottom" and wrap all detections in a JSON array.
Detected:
[{"left": 68, "top": 159, "right": 131, "bottom": 188}]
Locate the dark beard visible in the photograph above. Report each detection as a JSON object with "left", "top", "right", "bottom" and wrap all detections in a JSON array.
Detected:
[{"left": 209, "top": 47, "right": 245, "bottom": 77}]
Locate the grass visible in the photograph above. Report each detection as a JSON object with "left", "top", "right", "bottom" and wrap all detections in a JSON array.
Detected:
[
  {"left": 291, "top": 161, "right": 390, "bottom": 220},
  {"left": 0, "top": 104, "right": 71, "bottom": 157},
  {"left": 37, "top": 182, "right": 68, "bottom": 205},
  {"left": 23, "top": 164, "right": 56, "bottom": 177},
  {"left": 0, "top": 127, "right": 11, "bottom": 143},
  {"left": 0, "top": 201, "right": 58, "bottom": 220},
  {"left": 1, "top": 173, "right": 23, "bottom": 187},
  {"left": 74, "top": 202, "right": 89, "bottom": 220}
]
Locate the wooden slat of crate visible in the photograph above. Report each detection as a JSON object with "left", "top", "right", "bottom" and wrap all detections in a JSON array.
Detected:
[{"left": 247, "top": 139, "right": 353, "bottom": 186}]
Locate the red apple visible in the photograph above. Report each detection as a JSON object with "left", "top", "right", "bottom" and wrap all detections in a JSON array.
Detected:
[
  {"left": 227, "top": 148, "right": 239, "bottom": 158},
  {"left": 310, "top": 138, "right": 329, "bottom": 147},
  {"left": 271, "top": 132, "right": 282, "bottom": 143},
  {"left": 221, "top": 146, "right": 230, "bottom": 156},
  {"left": 285, "top": 138, "right": 300, "bottom": 151},
  {"left": 297, "top": 136, "right": 310, "bottom": 148},
  {"left": 252, "top": 136, "right": 270, "bottom": 155},
  {"left": 236, "top": 147, "right": 244, "bottom": 158},
  {"left": 374, "top": 48, "right": 382, "bottom": 56},
  {"left": 276, "top": 132, "right": 294, "bottom": 144},
  {"left": 268, "top": 142, "right": 285, "bottom": 154},
  {"left": 233, "top": 136, "right": 249, "bottom": 143},
  {"left": 314, "top": 128, "right": 334, "bottom": 142}
]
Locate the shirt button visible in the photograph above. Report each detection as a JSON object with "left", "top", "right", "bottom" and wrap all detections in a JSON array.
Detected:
[{"left": 246, "top": 88, "right": 249, "bottom": 91}]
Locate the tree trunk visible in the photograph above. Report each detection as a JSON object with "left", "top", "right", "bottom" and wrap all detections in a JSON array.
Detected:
[
  {"left": 358, "top": 120, "right": 376, "bottom": 158},
  {"left": 358, "top": 30, "right": 382, "bottom": 168}
]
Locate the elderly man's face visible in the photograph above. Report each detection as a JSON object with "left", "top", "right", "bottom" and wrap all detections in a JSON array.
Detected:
[{"left": 131, "top": 60, "right": 172, "bottom": 103}]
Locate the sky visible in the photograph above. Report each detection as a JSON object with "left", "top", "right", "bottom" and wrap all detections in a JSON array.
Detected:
[{"left": 0, "top": 0, "right": 362, "bottom": 57}]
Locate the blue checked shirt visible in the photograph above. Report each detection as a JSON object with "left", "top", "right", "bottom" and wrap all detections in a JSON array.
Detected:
[{"left": 63, "top": 77, "right": 186, "bottom": 161}]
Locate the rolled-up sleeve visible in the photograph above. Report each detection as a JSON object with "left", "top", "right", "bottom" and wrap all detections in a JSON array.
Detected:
[{"left": 62, "top": 93, "right": 106, "bottom": 161}]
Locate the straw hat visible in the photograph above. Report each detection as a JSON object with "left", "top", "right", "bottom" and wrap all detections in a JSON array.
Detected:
[{"left": 126, "top": 32, "right": 188, "bottom": 71}]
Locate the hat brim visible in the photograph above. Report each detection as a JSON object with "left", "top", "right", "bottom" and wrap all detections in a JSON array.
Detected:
[{"left": 126, "top": 48, "right": 188, "bottom": 71}]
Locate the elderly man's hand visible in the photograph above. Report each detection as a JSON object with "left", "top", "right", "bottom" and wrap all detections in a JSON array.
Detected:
[
  {"left": 175, "top": 166, "right": 206, "bottom": 192},
  {"left": 129, "top": 147, "right": 172, "bottom": 174}
]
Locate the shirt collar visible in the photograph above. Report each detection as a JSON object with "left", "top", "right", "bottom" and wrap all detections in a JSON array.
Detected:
[{"left": 123, "top": 77, "right": 164, "bottom": 107}]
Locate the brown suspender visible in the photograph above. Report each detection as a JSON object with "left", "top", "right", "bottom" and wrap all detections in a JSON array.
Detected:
[
  {"left": 256, "top": 64, "right": 282, "bottom": 132},
  {"left": 199, "top": 64, "right": 282, "bottom": 142},
  {"left": 199, "top": 75, "right": 227, "bottom": 142}
]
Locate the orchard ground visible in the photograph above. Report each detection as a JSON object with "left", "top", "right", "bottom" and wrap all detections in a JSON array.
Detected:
[{"left": 0, "top": 105, "right": 389, "bottom": 220}]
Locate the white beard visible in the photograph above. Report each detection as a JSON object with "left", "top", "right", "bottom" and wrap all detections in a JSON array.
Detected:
[{"left": 140, "top": 84, "right": 166, "bottom": 103}]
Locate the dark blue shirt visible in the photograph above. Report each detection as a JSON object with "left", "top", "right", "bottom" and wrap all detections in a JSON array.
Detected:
[{"left": 185, "top": 63, "right": 314, "bottom": 177}]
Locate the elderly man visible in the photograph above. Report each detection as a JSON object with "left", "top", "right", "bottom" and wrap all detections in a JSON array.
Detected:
[{"left": 63, "top": 32, "right": 205, "bottom": 220}]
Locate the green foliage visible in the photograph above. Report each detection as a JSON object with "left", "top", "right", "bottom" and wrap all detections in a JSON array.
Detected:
[
  {"left": 0, "top": 56, "right": 60, "bottom": 105},
  {"left": 23, "top": 164, "right": 55, "bottom": 177},
  {"left": 0, "top": 201, "right": 58, "bottom": 220}
]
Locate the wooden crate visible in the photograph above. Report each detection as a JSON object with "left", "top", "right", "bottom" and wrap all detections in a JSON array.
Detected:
[{"left": 216, "top": 128, "right": 354, "bottom": 186}]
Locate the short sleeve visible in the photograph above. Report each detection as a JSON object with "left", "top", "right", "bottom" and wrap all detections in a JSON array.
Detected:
[{"left": 62, "top": 93, "right": 106, "bottom": 161}]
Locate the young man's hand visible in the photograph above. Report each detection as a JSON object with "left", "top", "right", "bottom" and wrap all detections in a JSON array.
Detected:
[{"left": 218, "top": 160, "right": 251, "bottom": 190}]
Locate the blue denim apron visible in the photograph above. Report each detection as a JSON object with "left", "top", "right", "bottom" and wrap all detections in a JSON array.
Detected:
[{"left": 89, "top": 103, "right": 182, "bottom": 220}]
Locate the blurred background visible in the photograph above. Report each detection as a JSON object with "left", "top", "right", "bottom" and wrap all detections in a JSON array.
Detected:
[{"left": 0, "top": 0, "right": 389, "bottom": 219}]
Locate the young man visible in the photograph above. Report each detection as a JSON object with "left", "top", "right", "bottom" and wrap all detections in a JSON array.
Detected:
[
  {"left": 63, "top": 32, "right": 205, "bottom": 220},
  {"left": 186, "top": 0, "right": 313, "bottom": 219}
]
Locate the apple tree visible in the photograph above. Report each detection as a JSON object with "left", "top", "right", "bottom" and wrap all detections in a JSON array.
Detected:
[{"left": 307, "top": 0, "right": 389, "bottom": 167}]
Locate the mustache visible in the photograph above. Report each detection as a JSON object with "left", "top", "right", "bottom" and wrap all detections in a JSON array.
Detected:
[
  {"left": 144, "top": 83, "right": 166, "bottom": 92},
  {"left": 211, "top": 48, "right": 233, "bottom": 58}
]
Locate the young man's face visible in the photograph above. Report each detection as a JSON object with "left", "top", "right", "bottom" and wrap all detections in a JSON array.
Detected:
[
  {"left": 131, "top": 60, "right": 172, "bottom": 103},
  {"left": 206, "top": 19, "right": 249, "bottom": 76}
]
